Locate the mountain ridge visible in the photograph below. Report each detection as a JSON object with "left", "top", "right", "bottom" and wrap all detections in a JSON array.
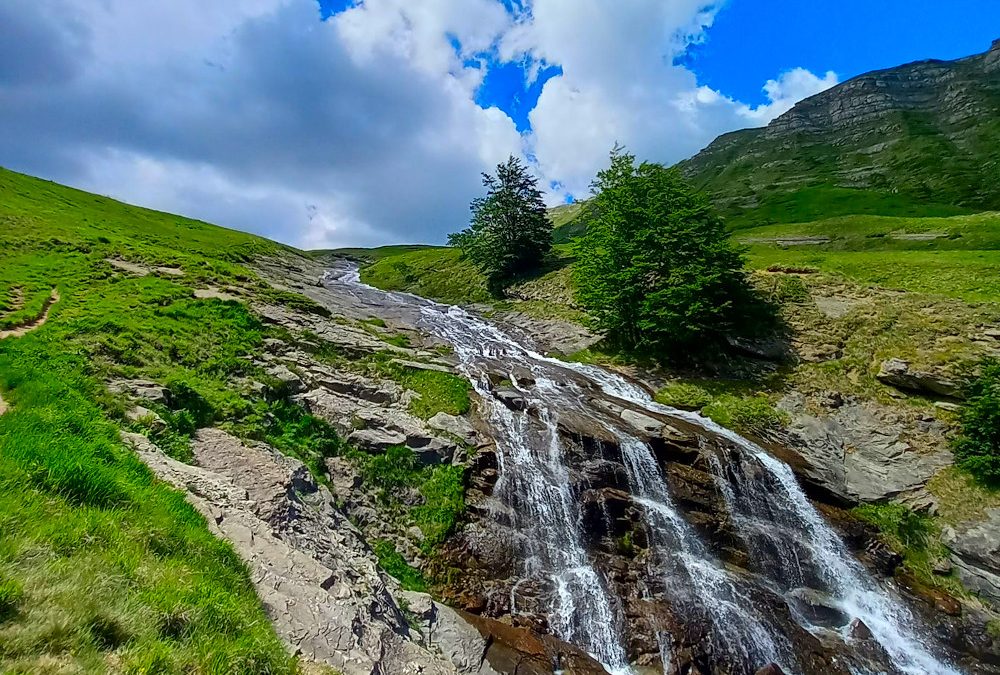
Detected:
[{"left": 680, "top": 38, "right": 1000, "bottom": 227}]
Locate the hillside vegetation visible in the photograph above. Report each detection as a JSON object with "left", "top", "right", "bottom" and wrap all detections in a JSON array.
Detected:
[{"left": 0, "top": 168, "right": 301, "bottom": 673}]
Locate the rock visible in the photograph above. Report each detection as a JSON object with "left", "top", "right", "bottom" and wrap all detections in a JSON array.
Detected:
[
  {"left": 932, "top": 558, "right": 954, "bottom": 576},
  {"left": 266, "top": 364, "right": 306, "bottom": 394},
  {"left": 620, "top": 409, "right": 664, "bottom": 436},
  {"left": 428, "top": 412, "right": 479, "bottom": 444},
  {"left": 776, "top": 392, "right": 952, "bottom": 505},
  {"left": 108, "top": 379, "right": 171, "bottom": 406},
  {"left": 847, "top": 618, "right": 873, "bottom": 640},
  {"left": 942, "top": 509, "right": 1000, "bottom": 607},
  {"left": 493, "top": 387, "right": 528, "bottom": 411},
  {"left": 786, "top": 587, "right": 849, "bottom": 628},
  {"left": 391, "top": 358, "right": 454, "bottom": 374},
  {"left": 123, "top": 429, "right": 457, "bottom": 675},
  {"left": 347, "top": 428, "right": 407, "bottom": 451},
  {"left": 755, "top": 664, "right": 786, "bottom": 675},
  {"left": 125, "top": 405, "right": 167, "bottom": 432},
  {"left": 933, "top": 401, "right": 962, "bottom": 413},
  {"left": 876, "top": 358, "right": 963, "bottom": 399}
]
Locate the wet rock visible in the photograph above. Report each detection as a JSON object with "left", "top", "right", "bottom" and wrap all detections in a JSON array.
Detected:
[
  {"left": 109, "top": 379, "right": 171, "bottom": 406},
  {"left": 754, "top": 664, "right": 786, "bottom": 675},
  {"left": 877, "top": 358, "right": 963, "bottom": 399},
  {"left": 786, "top": 587, "right": 849, "bottom": 628},
  {"left": 847, "top": 618, "right": 873, "bottom": 640},
  {"left": 493, "top": 387, "right": 529, "bottom": 411},
  {"left": 456, "top": 611, "right": 609, "bottom": 675}
]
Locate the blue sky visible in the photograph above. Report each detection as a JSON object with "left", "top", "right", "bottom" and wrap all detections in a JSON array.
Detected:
[
  {"left": 1, "top": 0, "right": 997, "bottom": 248},
  {"left": 684, "top": 0, "right": 1000, "bottom": 105}
]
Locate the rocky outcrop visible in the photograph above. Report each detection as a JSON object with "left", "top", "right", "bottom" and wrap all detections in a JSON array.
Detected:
[
  {"left": 122, "top": 429, "right": 457, "bottom": 675},
  {"left": 402, "top": 592, "right": 608, "bottom": 675},
  {"left": 877, "top": 358, "right": 964, "bottom": 399},
  {"left": 775, "top": 392, "right": 953, "bottom": 506},
  {"left": 681, "top": 39, "right": 1000, "bottom": 219},
  {"left": 944, "top": 509, "right": 1000, "bottom": 608}
]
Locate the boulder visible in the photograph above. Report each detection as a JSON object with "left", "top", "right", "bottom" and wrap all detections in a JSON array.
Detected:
[
  {"left": 785, "top": 587, "right": 849, "bottom": 629},
  {"left": 108, "top": 379, "right": 171, "bottom": 406},
  {"left": 266, "top": 364, "right": 306, "bottom": 394},
  {"left": 776, "top": 393, "right": 952, "bottom": 505},
  {"left": 877, "top": 358, "right": 963, "bottom": 399},
  {"left": 125, "top": 405, "right": 167, "bottom": 432},
  {"left": 428, "top": 412, "right": 479, "bottom": 444},
  {"left": 494, "top": 387, "right": 529, "bottom": 411}
]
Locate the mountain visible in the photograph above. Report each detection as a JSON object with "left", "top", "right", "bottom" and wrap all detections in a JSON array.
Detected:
[{"left": 681, "top": 39, "right": 1000, "bottom": 227}]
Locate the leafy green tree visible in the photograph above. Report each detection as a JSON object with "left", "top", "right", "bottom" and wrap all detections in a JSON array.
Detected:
[
  {"left": 449, "top": 156, "right": 552, "bottom": 294},
  {"left": 574, "top": 147, "right": 752, "bottom": 358},
  {"left": 954, "top": 358, "right": 1000, "bottom": 484}
]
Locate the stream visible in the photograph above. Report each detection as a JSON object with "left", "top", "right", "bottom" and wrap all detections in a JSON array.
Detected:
[{"left": 324, "top": 263, "right": 961, "bottom": 675}]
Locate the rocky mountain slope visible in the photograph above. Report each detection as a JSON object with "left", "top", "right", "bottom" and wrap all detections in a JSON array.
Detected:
[{"left": 680, "top": 39, "right": 1000, "bottom": 226}]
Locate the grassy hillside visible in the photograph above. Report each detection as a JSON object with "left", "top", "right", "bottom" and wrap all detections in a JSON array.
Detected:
[
  {"left": 0, "top": 168, "right": 302, "bottom": 673},
  {"left": 361, "top": 211, "right": 1000, "bottom": 307},
  {"left": 679, "top": 43, "right": 1000, "bottom": 227}
]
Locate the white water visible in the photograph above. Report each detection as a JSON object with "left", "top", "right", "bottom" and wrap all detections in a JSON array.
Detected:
[{"left": 326, "top": 265, "right": 961, "bottom": 675}]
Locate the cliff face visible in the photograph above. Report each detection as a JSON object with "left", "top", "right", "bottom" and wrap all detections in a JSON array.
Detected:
[{"left": 681, "top": 39, "right": 1000, "bottom": 225}]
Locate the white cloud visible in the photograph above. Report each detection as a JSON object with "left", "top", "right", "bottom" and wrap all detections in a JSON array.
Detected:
[
  {"left": 505, "top": 0, "right": 838, "bottom": 201},
  {"left": 0, "top": 0, "right": 838, "bottom": 246},
  {"left": 740, "top": 67, "right": 839, "bottom": 124}
]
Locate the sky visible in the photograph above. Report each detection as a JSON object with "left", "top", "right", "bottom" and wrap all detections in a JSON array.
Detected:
[{"left": 1, "top": 1, "right": 997, "bottom": 249}]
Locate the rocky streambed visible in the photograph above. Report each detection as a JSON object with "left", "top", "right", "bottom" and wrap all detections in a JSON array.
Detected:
[{"left": 121, "top": 253, "right": 999, "bottom": 675}]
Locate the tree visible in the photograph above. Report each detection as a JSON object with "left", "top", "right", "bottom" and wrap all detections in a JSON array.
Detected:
[
  {"left": 449, "top": 156, "right": 552, "bottom": 294},
  {"left": 574, "top": 146, "right": 752, "bottom": 358}
]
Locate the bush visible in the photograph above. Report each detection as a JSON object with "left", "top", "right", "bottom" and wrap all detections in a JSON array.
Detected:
[
  {"left": 853, "top": 502, "right": 934, "bottom": 550},
  {"left": 953, "top": 358, "right": 1000, "bottom": 484}
]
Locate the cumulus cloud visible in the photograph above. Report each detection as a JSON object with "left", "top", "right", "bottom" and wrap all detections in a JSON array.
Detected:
[
  {"left": 740, "top": 67, "right": 839, "bottom": 124},
  {"left": 0, "top": 0, "right": 837, "bottom": 246},
  {"left": 505, "top": 0, "right": 838, "bottom": 201}
]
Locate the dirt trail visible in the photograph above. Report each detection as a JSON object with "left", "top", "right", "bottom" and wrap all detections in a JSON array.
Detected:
[
  {"left": 0, "top": 288, "right": 60, "bottom": 339},
  {"left": 0, "top": 392, "right": 7, "bottom": 416}
]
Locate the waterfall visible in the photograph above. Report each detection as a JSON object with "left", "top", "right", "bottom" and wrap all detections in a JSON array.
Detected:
[
  {"left": 565, "top": 363, "right": 962, "bottom": 675},
  {"left": 326, "top": 265, "right": 962, "bottom": 675}
]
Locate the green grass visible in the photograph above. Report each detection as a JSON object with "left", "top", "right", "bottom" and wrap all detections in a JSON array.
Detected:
[
  {"left": 0, "top": 167, "right": 302, "bottom": 672},
  {"left": 852, "top": 502, "right": 963, "bottom": 595},
  {"left": 316, "top": 244, "right": 440, "bottom": 262},
  {"left": 350, "top": 446, "right": 465, "bottom": 553},
  {"left": 372, "top": 540, "right": 428, "bottom": 592},
  {"left": 360, "top": 247, "right": 492, "bottom": 305},
  {"left": 655, "top": 381, "right": 788, "bottom": 438}
]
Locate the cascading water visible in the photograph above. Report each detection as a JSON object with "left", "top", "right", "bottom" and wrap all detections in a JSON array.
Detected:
[{"left": 324, "top": 264, "right": 961, "bottom": 675}]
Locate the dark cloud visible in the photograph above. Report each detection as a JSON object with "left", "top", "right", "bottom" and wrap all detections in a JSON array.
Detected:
[{"left": 0, "top": 0, "right": 515, "bottom": 247}]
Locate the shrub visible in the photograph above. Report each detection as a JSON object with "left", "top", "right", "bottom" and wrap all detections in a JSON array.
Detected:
[{"left": 953, "top": 358, "right": 1000, "bottom": 484}]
